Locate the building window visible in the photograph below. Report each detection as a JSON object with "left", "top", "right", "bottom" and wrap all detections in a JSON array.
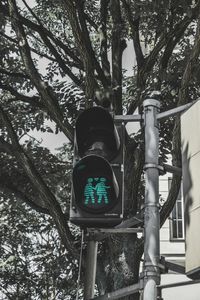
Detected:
[{"left": 168, "top": 178, "right": 184, "bottom": 241}]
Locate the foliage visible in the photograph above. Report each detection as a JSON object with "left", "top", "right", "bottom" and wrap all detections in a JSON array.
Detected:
[
  {"left": 1, "top": 0, "right": 200, "bottom": 298},
  {"left": 0, "top": 195, "right": 79, "bottom": 299}
]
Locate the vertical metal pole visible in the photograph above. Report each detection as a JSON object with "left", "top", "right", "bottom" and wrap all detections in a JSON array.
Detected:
[
  {"left": 143, "top": 99, "right": 160, "bottom": 300},
  {"left": 84, "top": 239, "right": 98, "bottom": 299}
]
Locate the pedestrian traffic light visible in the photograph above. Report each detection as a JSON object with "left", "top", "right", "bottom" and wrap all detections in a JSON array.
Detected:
[{"left": 70, "top": 106, "right": 124, "bottom": 228}]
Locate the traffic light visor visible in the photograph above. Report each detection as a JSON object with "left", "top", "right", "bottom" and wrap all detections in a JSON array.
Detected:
[
  {"left": 72, "top": 155, "right": 119, "bottom": 214},
  {"left": 75, "top": 106, "right": 120, "bottom": 160}
]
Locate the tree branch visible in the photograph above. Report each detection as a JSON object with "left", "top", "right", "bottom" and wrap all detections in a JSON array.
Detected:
[
  {"left": 0, "top": 83, "right": 44, "bottom": 108},
  {"left": 140, "top": 3, "right": 200, "bottom": 84},
  {"left": 8, "top": 0, "right": 73, "bottom": 142},
  {"left": 0, "top": 30, "right": 60, "bottom": 64},
  {"left": 0, "top": 175, "right": 50, "bottom": 214},
  {"left": 0, "top": 67, "right": 29, "bottom": 79},
  {"left": 63, "top": 0, "right": 97, "bottom": 101},
  {"left": 99, "top": 0, "right": 111, "bottom": 81},
  {"left": 0, "top": 83, "right": 79, "bottom": 125},
  {"left": 121, "top": 0, "right": 144, "bottom": 69},
  {"left": 0, "top": 1, "right": 83, "bottom": 69},
  {"left": 110, "top": 0, "right": 124, "bottom": 114},
  {"left": 76, "top": 1, "right": 110, "bottom": 88},
  {"left": 0, "top": 137, "right": 14, "bottom": 154},
  {"left": 84, "top": 11, "right": 98, "bottom": 31},
  {"left": 0, "top": 104, "right": 77, "bottom": 257},
  {"left": 161, "top": 20, "right": 194, "bottom": 69},
  {"left": 35, "top": 31, "right": 82, "bottom": 86},
  {"left": 128, "top": 3, "right": 200, "bottom": 114},
  {"left": 160, "top": 6, "right": 200, "bottom": 226},
  {"left": 60, "top": 0, "right": 110, "bottom": 102},
  {"left": 20, "top": 0, "right": 82, "bottom": 86}
]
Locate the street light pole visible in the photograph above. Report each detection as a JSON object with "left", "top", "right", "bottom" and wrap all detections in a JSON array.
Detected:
[{"left": 143, "top": 99, "right": 160, "bottom": 300}]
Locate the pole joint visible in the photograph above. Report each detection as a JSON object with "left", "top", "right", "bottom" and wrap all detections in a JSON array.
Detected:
[
  {"left": 140, "top": 268, "right": 160, "bottom": 286},
  {"left": 143, "top": 99, "right": 160, "bottom": 109},
  {"left": 143, "top": 163, "right": 164, "bottom": 173},
  {"left": 144, "top": 203, "right": 160, "bottom": 208}
]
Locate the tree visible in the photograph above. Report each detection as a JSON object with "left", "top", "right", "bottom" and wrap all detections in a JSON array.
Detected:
[
  {"left": 0, "top": 0, "right": 200, "bottom": 298},
  {"left": 0, "top": 192, "right": 79, "bottom": 299}
]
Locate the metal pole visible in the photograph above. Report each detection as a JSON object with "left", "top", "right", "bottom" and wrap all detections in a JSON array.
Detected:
[
  {"left": 143, "top": 99, "right": 160, "bottom": 300},
  {"left": 84, "top": 239, "right": 98, "bottom": 299}
]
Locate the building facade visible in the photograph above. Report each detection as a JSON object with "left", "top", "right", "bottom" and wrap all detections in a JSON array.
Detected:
[{"left": 159, "top": 174, "right": 200, "bottom": 300}]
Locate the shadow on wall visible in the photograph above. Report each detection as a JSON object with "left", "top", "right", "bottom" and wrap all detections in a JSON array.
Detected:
[
  {"left": 182, "top": 141, "right": 200, "bottom": 279},
  {"left": 182, "top": 142, "right": 193, "bottom": 230}
]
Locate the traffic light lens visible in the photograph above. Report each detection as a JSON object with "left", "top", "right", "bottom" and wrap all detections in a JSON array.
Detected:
[{"left": 72, "top": 156, "right": 119, "bottom": 214}]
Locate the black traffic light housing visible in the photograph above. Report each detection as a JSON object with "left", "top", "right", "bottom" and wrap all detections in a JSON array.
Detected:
[{"left": 70, "top": 106, "right": 124, "bottom": 228}]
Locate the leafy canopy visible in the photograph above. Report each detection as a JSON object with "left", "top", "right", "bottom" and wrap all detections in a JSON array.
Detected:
[{"left": 0, "top": 0, "right": 200, "bottom": 298}]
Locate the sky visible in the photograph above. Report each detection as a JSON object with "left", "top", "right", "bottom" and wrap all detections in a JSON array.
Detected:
[
  {"left": 15, "top": 0, "right": 139, "bottom": 152},
  {"left": 33, "top": 41, "right": 138, "bottom": 152}
]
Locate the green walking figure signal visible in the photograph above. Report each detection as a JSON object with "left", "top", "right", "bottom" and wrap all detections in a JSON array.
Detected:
[
  {"left": 95, "top": 178, "right": 110, "bottom": 204},
  {"left": 84, "top": 177, "right": 110, "bottom": 205},
  {"left": 84, "top": 178, "right": 95, "bottom": 204}
]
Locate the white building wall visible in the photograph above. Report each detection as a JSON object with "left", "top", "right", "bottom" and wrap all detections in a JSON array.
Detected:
[
  {"left": 161, "top": 274, "right": 200, "bottom": 300},
  {"left": 159, "top": 173, "right": 200, "bottom": 299},
  {"left": 160, "top": 175, "right": 185, "bottom": 256}
]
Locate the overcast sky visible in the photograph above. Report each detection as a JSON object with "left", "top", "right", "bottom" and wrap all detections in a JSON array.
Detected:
[{"left": 33, "top": 41, "right": 138, "bottom": 152}]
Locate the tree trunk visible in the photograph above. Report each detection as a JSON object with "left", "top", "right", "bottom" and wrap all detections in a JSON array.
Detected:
[{"left": 96, "top": 234, "right": 143, "bottom": 300}]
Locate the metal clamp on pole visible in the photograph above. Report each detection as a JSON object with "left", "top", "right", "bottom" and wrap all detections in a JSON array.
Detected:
[{"left": 144, "top": 163, "right": 165, "bottom": 175}]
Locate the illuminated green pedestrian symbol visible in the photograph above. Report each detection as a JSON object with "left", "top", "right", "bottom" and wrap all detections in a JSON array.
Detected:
[
  {"left": 84, "top": 177, "right": 110, "bottom": 205},
  {"left": 95, "top": 178, "right": 110, "bottom": 204},
  {"left": 84, "top": 178, "right": 95, "bottom": 204}
]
